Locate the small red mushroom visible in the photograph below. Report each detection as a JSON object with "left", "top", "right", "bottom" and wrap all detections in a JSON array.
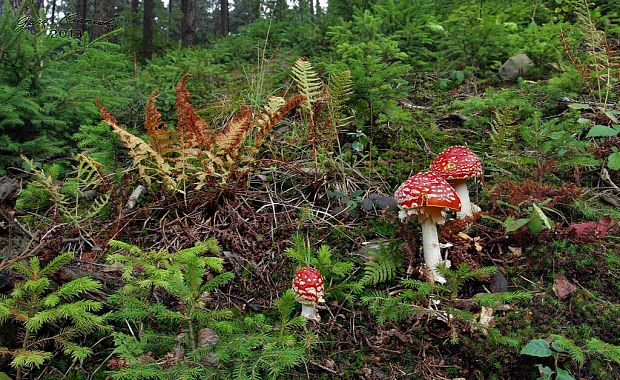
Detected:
[
  {"left": 429, "top": 146, "right": 482, "bottom": 218},
  {"left": 292, "top": 267, "right": 324, "bottom": 321},
  {"left": 394, "top": 172, "right": 461, "bottom": 283}
]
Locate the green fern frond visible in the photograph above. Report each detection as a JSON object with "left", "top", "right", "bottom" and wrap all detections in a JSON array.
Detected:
[
  {"left": 292, "top": 58, "right": 323, "bottom": 111},
  {"left": 327, "top": 70, "right": 354, "bottom": 129},
  {"left": 357, "top": 246, "right": 402, "bottom": 288},
  {"left": 359, "top": 261, "right": 396, "bottom": 287}
]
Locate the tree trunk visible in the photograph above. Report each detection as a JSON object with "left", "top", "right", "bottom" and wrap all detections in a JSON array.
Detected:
[
  {"left": 50, "top": 0, "right": 57, "bottom": 24},
  {"left": 219, "top": 0, "right": 228, "bottom": 37},
  {"left": 9, "top": 0, "right": 22, "bottom": 15},
  {"left": 75, "top": 0, "right": 87, "bottom": 35},
  {"left": 92, "top": 0, "right": 115, "bottom": 39},
  {"left": 143, "top": 0, "right": 154, "bottom": 59},
  {"left": 180, "top": 0, "right": 196, "bottom": 46},
  {"left": 34, "top": 0, "right": 43, "bottom": 14}
]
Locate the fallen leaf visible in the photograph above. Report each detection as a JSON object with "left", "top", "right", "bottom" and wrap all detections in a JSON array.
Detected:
[
  {"left": 553, "top": 274, "right": 577, "bottom": 300},
  {"left": 475, "top": 306, "right": 494, "bottom": 336},
  {"left": 102, "top": 263, "right": 124, "bottom": 272},
  {"left": 508, "top": 246, "right": 522, "bottom": 257}
]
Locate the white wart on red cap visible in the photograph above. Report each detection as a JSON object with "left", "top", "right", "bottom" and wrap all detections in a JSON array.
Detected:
[
  {"left": 394, "top": 172, "right": 461, "bottom": 223},
  {"left": 429, "top": 146, "right": 482, "bottom": 180},
  {"left": 292, "top": 267, "right": 324, "bottom": 303}
]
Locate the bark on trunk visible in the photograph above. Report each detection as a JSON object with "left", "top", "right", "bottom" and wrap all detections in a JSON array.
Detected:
[
  {"left": 219, "top": 0, "right": 229, "bottom": 37},
  {"left": 143, "top": 0, "right": 154, "bottom": 60},
  {"left": 75, "top": 0, "right": 87, "bottom": 34},
  {"left": 50, "top": 0, "right": 57, "bottom": 24},
  {"left": 180, "top": 0, "right": 196, "bottom": 46},
  {"left": 92, "top": 0, "right": 115, "bottom": 39},
  {"left": 10, "top": 0, "right": 22, "bottom": 15}
]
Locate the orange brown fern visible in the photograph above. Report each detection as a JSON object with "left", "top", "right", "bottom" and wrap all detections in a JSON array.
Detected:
[
  {"left": 176, "top": 74, "right": 213, "bottom": 148},
  {"left": 214, "top": 105, "right": 254, "bottom": 160},
  {"left": 254, "top": 95, "right": 305, "bottom": 148},
  {"left": 145, "top": 90, "right": 174, "bottom": 153}
]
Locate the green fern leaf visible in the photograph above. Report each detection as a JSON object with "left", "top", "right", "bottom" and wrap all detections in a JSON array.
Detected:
[{"left": 292, "top": 58, "right": 323, "bottom": 111}]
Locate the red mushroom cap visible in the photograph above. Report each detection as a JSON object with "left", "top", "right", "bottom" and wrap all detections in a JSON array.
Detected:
[
  {"left": 394, "top": 172, "right": 461, "bottom": 223},
  {"left": 394, "top": 172, "right": 461, "bottom": 211},
  {"left": 292, "top": 267, "right": 324, "bottom": 303},
  {"left": 429, "top": 146, "right": 482, "bottom": 180}
]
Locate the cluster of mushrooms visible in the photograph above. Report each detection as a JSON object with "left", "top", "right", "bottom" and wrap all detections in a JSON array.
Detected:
[{"left": 292, "top": 146, "right": 482, "bottom": 321}]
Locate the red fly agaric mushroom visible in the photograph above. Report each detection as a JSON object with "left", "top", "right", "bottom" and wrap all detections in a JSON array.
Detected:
[
  {"left": 429, "top": 146, "right": 482, "bottom": 218},
  {"left": 292, "top": 267, "right": 324, "bottom": 321},
  {"left": 394, "top": 172, "right": 461, "bottom": 283}
]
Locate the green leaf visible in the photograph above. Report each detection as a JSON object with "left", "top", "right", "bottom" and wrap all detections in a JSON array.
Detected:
[
  {"left": 504, "top": 217, "right": 531, "bottom": 233},
  {"left": 586, "top": 125, "right": 619, "bottom": 138},
  {"left": 567, "top": 103, "right": 590, "bottom": 110},
  {"left": 351, "top": 141, "right": 364, "bottom": 152},
  {"left": 532, "top": 204, "right": 552, "bottom": 230},
  {"left": 427, "top": 22, "right": 444, "bottom": 32},
  {"left": 555, "top": 368, "right": 576, "bottom": 380},
  {"left": 521, "top": 339, "right": 553, "bottom": 357},
  {"left": 603, "top": 111, "right": 619, "bottom": 124},
  {"left": 536, "top": 364, "right": 553, "bottom": 380},
  {"left": 528, "top": 217, "right": 544, "bottom": 234},
  {"left": 608, "top": 152, "right": 620, "bottom": 170}
]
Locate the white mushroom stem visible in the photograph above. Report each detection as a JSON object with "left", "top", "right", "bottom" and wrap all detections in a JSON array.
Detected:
[
  {"left": 420, "top": 217, "right": 447, "bottom": 284},
  {"left": 452, "top": 179, "right": 473, "bottom": 218},
  {"left": 300, "top": 302, "right": 320, "bottom": 321}
]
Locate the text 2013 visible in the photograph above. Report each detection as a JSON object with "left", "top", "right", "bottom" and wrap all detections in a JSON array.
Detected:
[{"left": 50, "top": 29, "right": 82, "bottom": 38}]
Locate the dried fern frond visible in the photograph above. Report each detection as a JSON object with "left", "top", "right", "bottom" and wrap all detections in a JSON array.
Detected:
[
  {"left": 98, "top": 100, "right": 119, "bottom": 125},
  {"left": 98, "top": 102, "right": 177, "bottom": 190},
  {"left": 214, "top": 106, "right": 254, "bottom": 159},
  {"left": 145, "top": 90, "right": 174, "bottom": 153},
  {"left": 254, "top": 95, "right": 305, "bottom": 148},
  {"left": 176, "top": 74, "right": 213, "bottom": 148},
  {"left": 100, "top": 73, "right": 303, "bottom": 191},
  {"left": 292, "top": 58, "right": 323, "bottom": 111}
]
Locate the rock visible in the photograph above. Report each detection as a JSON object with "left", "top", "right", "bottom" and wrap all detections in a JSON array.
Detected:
[
  {"left": 0, "top": 177, "right": 19, "bottom": 204},
  {"left": 489, "top": 271, "right": 508, "bottom": 293},
  {"left": 498, "top": 54, "right": 534, "bottom": 80},
  {"left": 0, "top": 177, "right": 19, "bottom": 234},
  {"left": 0, "top": 270, "right": 12, "bottom": 291},
  {"left": 198, "top": 328, "right": 219, "bottom": 346},
  {"left": 358, "top": 239, "right": 393, "bottom": 257},
  {"left": 361, "top": 193, "right": 398, "bottom": 212}
]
